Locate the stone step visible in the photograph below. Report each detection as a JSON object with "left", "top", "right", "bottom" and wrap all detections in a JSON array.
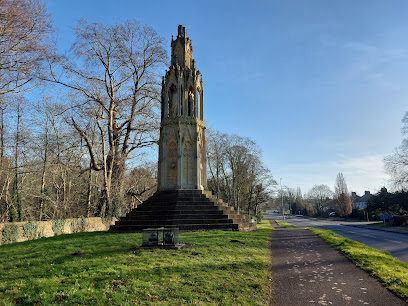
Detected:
[
  {"left": 135, "top": 205, "right": 218, "bottom": 210},
  {"left": 109, "top": 190, "right": 257, "bottom": 233},
  {"left": 122, "top": 214, "right": 229, "bottom": 220},
  {"left": 130, "top": 205, "right": 221, "bottom": 212},
  {"left": 126, "top": 210, "right": 225, "bottom": 217},
  {"left": 110, "top": 223, "right": 239, "bottom": 232},
  {"left": 115, "top": 218, "right": 234, "bottom": 226},
  {"left": 141, "top": 198, "right": 211, "bottom": 204}
]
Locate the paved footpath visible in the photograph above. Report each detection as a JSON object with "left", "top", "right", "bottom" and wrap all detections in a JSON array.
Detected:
[{"left": 270, "top": 223, "right": 407, "bottom": 305}]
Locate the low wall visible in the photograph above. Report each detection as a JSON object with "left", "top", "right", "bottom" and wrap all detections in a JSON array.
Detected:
[{"left": 0, "top": 217, "right": 117, "bottom": 245}]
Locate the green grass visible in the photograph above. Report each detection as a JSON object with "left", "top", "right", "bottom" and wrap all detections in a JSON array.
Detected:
[
  {"left": 309, "top": 227, "right": 408, "bottom": 302},
  {"left": 368, "top": 222, "right": 408, "bottom": 231},
  {"left": 274, "top": 220, "right": 298, "bottom": 228},
  {"left": 0, "top": 221, "right": 272, "bottom": 305}
]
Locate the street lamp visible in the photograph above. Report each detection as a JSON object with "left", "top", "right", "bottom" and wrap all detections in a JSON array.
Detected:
[{"left": 280, "top": 178, "right": 285, "bottom": 222}]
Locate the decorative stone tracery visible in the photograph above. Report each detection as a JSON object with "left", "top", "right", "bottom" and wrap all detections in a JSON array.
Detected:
[{"left": 158, "top": 25, "right": 206, "bottom": 191}]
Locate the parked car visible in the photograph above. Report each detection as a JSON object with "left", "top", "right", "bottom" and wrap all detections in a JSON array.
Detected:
[
  {"left": 272, "top": 210, "right": 281, "bottom": 214},
  {"left": 329, "top": 212, "right": 336, "bottom": 217}
]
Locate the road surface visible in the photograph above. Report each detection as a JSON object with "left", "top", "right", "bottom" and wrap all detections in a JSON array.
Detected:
[{"left": 265, "top": 214, "right": 408, "bottom": 264}]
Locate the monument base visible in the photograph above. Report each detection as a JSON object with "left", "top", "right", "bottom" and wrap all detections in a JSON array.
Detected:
[{"left": 109, "top": 190, "right": 257, "bottom": 232}]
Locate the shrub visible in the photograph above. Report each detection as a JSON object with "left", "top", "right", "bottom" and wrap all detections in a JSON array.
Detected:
[
  {"left": 70, "top": 219, "right": 80, "bottom": 233},
  {"left": 37, "top": 226, "right": 45, "bottom": 239},
  {"left": 52, "top": 219, "right": 66, "bottom": 236},
  {"left": 393, "top": 215, "right": 408, "bottom": 226},
  {"left": 23, "top": 221, "right": 38, "bottom": 240},
  {"left": 71, "top": 217, "right": 87, "bottom": 233},
  {"left": 81, "top": 216, "right": 87, "bottom": 231},
  {"left": 1, "top": 224, "right": 19, "bottom": 244}
]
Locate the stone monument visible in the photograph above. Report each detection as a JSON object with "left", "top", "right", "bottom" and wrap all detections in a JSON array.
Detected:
[
  {"left": 110, "top": 26, "right": 256, "bottom": 232},
  {"left": 157, "top": 25, "right": 207, "bottom": 191}
]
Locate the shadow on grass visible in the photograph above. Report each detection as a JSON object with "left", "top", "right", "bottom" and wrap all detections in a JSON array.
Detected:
[{"left": 0, "top": 227, "right": 271, "bottom": 286}]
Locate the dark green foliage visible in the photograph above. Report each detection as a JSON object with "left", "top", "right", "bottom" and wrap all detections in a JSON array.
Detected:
[
  {"left": 23, "top": 221, "right": 38, "bottom": 239},
  {"left": 350, "top": 208, "right": 367, "bottom": 220},
  {"left": 1, "top": 224, "right": 18, "bottom": 244},
  {"left": 367, "top": 187, "right": 408, "bottom": 215},
  {"left": 393, "top": 215, "right": 408, "bottom": 226},
  {"left": 52, "top": 219, "right": 66, "bottom": 235}
]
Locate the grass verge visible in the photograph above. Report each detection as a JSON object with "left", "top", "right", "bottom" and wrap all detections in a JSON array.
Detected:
[
  {"left": 368, "top": 222, "right": 408, "bottom": 231},
  {"left": 309, "top": 227, "right": 408, "bottom": 302},
  {"left": 0, "top": 221, "right": 272, "bottom": 305},
  {"left": 274, "top": 220, "right": 297, "bottom": 228}
]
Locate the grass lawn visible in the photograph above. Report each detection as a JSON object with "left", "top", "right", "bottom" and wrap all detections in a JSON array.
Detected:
[
  {"left": 309, "top": 228, "right": 408, "bottom": 302},
  {"left": 0, "top": 221, "right": 272, "bottom": 305}
]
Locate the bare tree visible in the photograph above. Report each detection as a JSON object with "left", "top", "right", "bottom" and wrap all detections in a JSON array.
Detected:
[
  {"left": 306, "top": 184, "right": 333, "bottom": 217},
  {"left": 334, "top": 173, "right": 352, "bottom": 218},
  {"left": 207, "top": 130, "right": 275, "bottom": 216},
  {"left": 293, "top": 187, "right": 303, "bottom": 214},
  {"left": 207, "top": 129, "right": 224, "bottom": 199},
  {"left": 385, "top": 111, "right": 408, "bottom": 189},
  {"left": 0, "top": 0, "right": 52, "bottom": 95},
  {"left": 124, "top": 163, "right": 157, "bottom": 211},
  {"left": 43, "top": 19, "right": 167, "bottom": 217}
]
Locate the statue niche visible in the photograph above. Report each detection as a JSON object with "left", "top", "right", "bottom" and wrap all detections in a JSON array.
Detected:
[
  {"left": 168, "top": 84, "right": 177, "bottom": 117},
  {"left": 167, "top": 141, "right": 177, "bottom": 186},
  {"left": 182, "top": 140, "right": 194, "bottom": 186},
  {"left": 188, "top": 86, "right": 194, "bottom": 117}
]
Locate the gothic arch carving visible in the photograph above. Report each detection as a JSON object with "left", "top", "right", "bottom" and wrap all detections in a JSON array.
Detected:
[
  {"left": 183, "top": 127, "right": 193, "bottom": 145},
  {"left": 168, "top": 84, "right": 177, "bottom": 117},
  {"left": 182, "top": 140, "right": 194, "bottom": 186},
  {"left": 180, "top": 85, "right": 184, "bottom": 116},
  {"left": 157, "top": 26, "right": 206, "bottom": 191},
  {"left": 188, "top": 86, "right": 194, "bottom": 117},
  {"left": 167, "top": 140, "right": 177, "bottom": 186}
]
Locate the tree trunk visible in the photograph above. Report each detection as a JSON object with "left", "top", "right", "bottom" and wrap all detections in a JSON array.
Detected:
[
  {"left": 0, "top": 107, "right": 4, "bottom": 167},
  {"left": 14, "top": 102, "right": 22, "bottom": 221},
  {"left": 86, "top": 166, "right": 93, "bottom": 218},
  {"left": 39, "top": 121, "right": 49, "bottom": 221}
]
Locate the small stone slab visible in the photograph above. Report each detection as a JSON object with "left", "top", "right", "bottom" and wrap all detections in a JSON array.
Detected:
[{"left": 130, "top": 243, "right": 191, "bottom": 251}]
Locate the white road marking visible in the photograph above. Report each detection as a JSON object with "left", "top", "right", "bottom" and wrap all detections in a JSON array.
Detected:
[
  {"left": 360, "top": 234, "right": 377, "bottom": 238},
  {"left": 385, "top": 239, "right": 403, "bottom": 244}
]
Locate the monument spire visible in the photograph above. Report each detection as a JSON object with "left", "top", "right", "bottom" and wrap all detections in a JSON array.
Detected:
[{"left": 158, "top": 25, "right": 206, "bottom": 190}]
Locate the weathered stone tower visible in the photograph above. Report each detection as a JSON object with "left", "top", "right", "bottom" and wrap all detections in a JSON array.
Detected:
[
  {"left": 110, "top": 26, "right": 256, "bottom": 232},
  {"left": 158, "top": 25, "right": 207, "bottom": 191}
]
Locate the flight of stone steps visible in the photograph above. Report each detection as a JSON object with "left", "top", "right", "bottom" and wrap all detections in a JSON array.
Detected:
[{"left": 109, "top": 190, "right": 257, "bottom": 232}]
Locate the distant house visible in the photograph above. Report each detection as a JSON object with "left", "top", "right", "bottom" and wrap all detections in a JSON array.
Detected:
[
  {"left": 324, "top": 197, "right": 337, "bottom": 212},
  {"left": 351, "top": 191, "right": 372, "bottom": 209}
]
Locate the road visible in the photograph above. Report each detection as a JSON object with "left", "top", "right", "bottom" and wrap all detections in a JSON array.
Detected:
[{"left": 264, "top": 213, "right": 408, "bottom": 264}]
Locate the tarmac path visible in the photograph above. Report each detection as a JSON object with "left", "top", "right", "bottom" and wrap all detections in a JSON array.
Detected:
[
  {"left": 265, "top": 213, "right": 408, "bottom": 264},
  {"left": 269, "top": 223, "right": 407, "bottom": 305}
]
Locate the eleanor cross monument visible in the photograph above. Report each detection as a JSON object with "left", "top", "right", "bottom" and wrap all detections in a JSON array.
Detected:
[
  {"left": 110, "top": 25, "right": 256, "bottom": 232},
  {"left": 157, "top": 25, "right": 207, "bottom": 191}
]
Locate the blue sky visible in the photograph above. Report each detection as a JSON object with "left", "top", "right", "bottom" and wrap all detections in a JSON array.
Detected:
[{"left": 46, "top": 0, "right": 408, "bottom": 195}]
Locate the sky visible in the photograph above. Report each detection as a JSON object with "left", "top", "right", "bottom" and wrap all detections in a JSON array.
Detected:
[{"left": 45, "top": 0, "right": 408, "bottom": 195}]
